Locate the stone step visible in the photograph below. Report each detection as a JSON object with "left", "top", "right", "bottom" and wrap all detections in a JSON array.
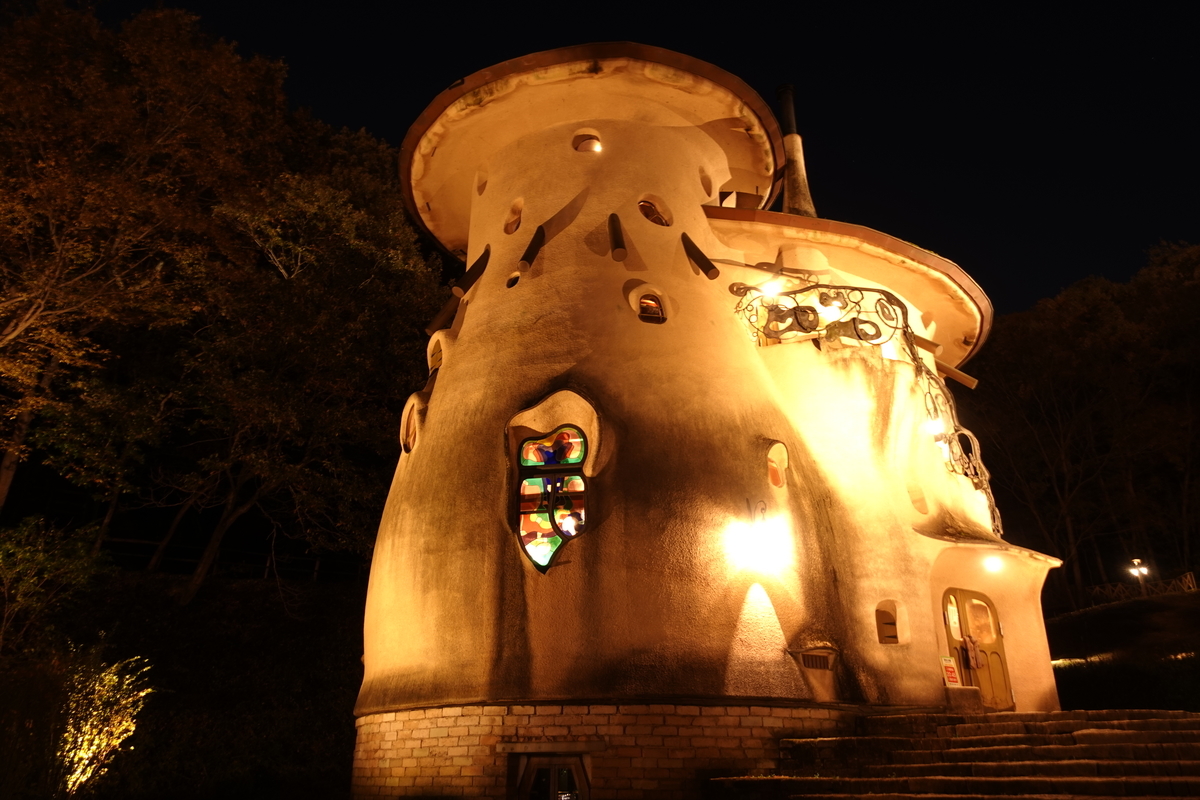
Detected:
[
  {"left": 861, "top": 759, "right": 1200, "bottom": 777},
  {"left": 928, "top": 733, "right": 1078, "bottom": 749},
  {"left": 784, "top": 732, "right": 1080, "bottom": 754},
  {"left": 795, "top": 728, "right": 1200, "bottom": 755},
  {"left": 1074, "top": 728, "right": 1200, "bottom": 745},
  {"left": 863, "top": 710, "right": 1200, "bottom": 737},
  {"left": 939, "top": 718, "right": 1200, "bottom": 737},
  {"left": 785, "top": 796, "right": 1179, "bottom": 800},
  {"left": 712, "top": 775, "right": 1200, "bottom": 797},
  {"left": 892, "top": 741, "right": 1200, "bottom": 764}
]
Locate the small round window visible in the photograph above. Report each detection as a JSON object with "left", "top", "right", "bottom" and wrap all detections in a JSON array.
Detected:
[{"left": 637, "top": 294, "right": 666, "bottom": 324}]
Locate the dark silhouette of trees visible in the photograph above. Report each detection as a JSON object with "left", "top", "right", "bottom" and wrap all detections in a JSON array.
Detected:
[
  {"left": 0, "top": 4, "right": 293, "bottom": 508},
  {"left": 0, "top": 3, "right": 441, "bottom": 600},
  {"left": 967, "top": 243, "right": 1200, "bottom": 608}
]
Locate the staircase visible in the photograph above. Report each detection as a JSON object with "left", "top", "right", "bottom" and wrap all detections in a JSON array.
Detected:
[{"left": 711, "top": 709, "right": 1200, "bottom": 799}]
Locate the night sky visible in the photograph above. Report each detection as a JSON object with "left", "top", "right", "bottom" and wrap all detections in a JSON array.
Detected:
[{"left": 98, "top": 2, "right": 1200, "bottom": 314}]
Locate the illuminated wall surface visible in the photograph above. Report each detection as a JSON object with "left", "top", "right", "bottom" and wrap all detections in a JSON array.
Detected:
[{"left": 355, "top": 43, "right": 1061, "bottom": 796}]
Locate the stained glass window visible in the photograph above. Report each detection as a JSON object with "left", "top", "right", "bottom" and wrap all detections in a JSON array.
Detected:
[{"left": 516, "top": 426, "right": 588, "bottom": 571}]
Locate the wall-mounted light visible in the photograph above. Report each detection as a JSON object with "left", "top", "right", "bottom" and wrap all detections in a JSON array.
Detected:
[
  {"left": 817, "top": 291, "right": 848, "bottom": 310},
  {"left": 722, "top": 502, "right": 794, "bottom": 575},
  {"left": 759, "top": 279, "right": 784, "bottom": 297},
  {"left": 983, "top": 555, "right": 1004, "bottom": 573}
]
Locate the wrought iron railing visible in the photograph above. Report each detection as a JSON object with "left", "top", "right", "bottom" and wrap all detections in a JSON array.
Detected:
[
  {"left": 1088, "top": 572, "right": 1197, "bottom": 605},
  {"left": 732, "top": 281, "right": 1002, "bottom": 535}
]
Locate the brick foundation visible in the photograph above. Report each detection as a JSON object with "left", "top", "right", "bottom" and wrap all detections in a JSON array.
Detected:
[{"left": 352, "top": 702, "right": 853, "bottom": 798}]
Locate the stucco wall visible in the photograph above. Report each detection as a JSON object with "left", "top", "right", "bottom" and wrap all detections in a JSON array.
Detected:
[{"left": 358, "top": 48, "right": 1059, "bottom": 772}]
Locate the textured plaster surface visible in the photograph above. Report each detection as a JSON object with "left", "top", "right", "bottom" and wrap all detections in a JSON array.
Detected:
[{"left": 359, "top": 46, "right": 1058, "bottom": 743}]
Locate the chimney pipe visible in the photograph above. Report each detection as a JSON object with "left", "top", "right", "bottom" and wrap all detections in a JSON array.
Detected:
[{"left": 776, "top": 85, "right": 817, "bottom": 218}]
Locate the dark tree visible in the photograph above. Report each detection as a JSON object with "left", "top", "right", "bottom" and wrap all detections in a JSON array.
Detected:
[
  {"left": 0, "top": 3, "right": 442, "bottom": 598},
  {"left": 967, "top": 243, "right": 1200, "bottom": 608}
]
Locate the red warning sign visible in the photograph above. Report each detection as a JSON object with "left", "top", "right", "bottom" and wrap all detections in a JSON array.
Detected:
[{"left": 941, "top": 656, "right": 961, "bottom": 686}]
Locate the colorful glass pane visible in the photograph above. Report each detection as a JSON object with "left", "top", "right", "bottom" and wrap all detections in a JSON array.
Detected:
[
  {"left": 519, "top": 426, "right": 586, "bottom": 466},
  {"left": 517, "top": 473, "right": 587, "bottom": 567}
]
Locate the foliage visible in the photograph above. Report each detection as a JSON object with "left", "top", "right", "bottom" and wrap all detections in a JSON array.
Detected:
[
  {"left": 0, "top": 2, "right": 289, "bottom": 453},
  {"left": 58, "top": 573, "right": 363, "bottom": 800},
  {"left": 57, "top": 653, "right": 153, "bottom": 797},
  {"left": 967, "top": 243, "right": 1200, "bottom": 607},
  {"left": 0, "top": 3, "right": 442, "bottom": 595},
  {"left": 0, "top": 517, "right": 104, "bottom": 654}
]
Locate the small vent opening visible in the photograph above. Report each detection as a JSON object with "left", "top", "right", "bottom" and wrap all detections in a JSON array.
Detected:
[{"left": 800, "top": 653, "right": 831, "bottom": 670}]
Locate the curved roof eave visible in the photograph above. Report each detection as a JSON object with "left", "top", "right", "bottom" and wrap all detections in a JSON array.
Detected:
[{"left": 399, "top": 42, "right": 786, "bottom": 256}]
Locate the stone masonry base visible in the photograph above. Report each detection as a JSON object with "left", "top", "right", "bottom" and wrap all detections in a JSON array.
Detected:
[{"left": 352, "top": 702, "right": 853, "bottom": 799}]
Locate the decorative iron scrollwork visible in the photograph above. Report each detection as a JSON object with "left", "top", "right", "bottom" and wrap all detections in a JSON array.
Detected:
[{"left": 734, "top": 282, "right": 1002, "bottom": 536}]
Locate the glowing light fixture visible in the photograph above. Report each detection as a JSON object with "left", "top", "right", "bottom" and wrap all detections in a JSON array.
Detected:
[
  {"left": 983, "top": 555, "right": 1004, "bottom": 573},
  {"left": 1129, "top": 558, "right": 1150, "bottom": 596},
  {"left": 759, "top": 279, "right": 784, "bottom": 297},
  {"left": 723, "top": 511, "right": 794, "bottom": 575}
]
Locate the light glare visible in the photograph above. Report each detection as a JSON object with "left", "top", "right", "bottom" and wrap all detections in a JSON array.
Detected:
[
  {"left": 983, "top": 555, "right": 1003, "bottom": 573},
  {"left": 723, "top": 515, "right": 794, "bottom": 574},
  {"left": 922, "top": 418, "right": 946, "bottom": 437}
]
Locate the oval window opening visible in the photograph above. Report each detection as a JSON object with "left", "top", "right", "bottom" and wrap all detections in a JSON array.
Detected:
[
  {"left": 504, "top": 198, "right": 523, "bottom": 234},
  {"left": 573, "top": 134, "right": 602, "bottom": 152},
  {"left": 401, "top": 404, "right": 418, "bottom": 453},
  {"left": 767, "top": 442, "right": 789, "bottom": 488},
  {"left": 638, "top": 199, "right": 670, "bottom": 227},
  {"left": 637, "top": 294, "right": 666, "bottom": 323},
  {"left": 506, "top": 272, "right": 521, "bottom": 289}
]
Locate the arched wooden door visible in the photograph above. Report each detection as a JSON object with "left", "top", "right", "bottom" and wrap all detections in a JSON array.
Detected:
[{"left": 943, "top": 588, "right": 1013, "bottom": 710}]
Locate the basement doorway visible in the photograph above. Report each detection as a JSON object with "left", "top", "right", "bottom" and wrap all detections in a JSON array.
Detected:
[
  {"left": 943, "top": 588, "right": 1013, "bottom": 710},
  {"left": 516, "top": 755, "right": 589, "bottom": 800}
]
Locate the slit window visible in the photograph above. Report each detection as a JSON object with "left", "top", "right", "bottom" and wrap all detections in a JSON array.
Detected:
[
  {"left": 637, "top": 294, "right": 666, "bottom": 324},
  {"left": 516, "top": 426, "right": 588, "bottom": 571},
  {"left": 401, "top": 404, "right": 418, "bottom": 453},
  {"left": 767, "top": 442, "right": 788, "bottom": 488},
  {"left": 876, "top": 609, "right": 899, "bottom": 643}
]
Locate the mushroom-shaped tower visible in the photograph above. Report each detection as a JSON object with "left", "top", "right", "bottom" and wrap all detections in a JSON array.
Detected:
[{"left": 353, "top": 43, "right": 1060, "bottom": 799}]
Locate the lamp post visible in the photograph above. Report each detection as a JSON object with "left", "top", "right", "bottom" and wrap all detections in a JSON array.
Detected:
[{"left": 1129, "top": 559, "right": 1150, "bottom": 597}]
